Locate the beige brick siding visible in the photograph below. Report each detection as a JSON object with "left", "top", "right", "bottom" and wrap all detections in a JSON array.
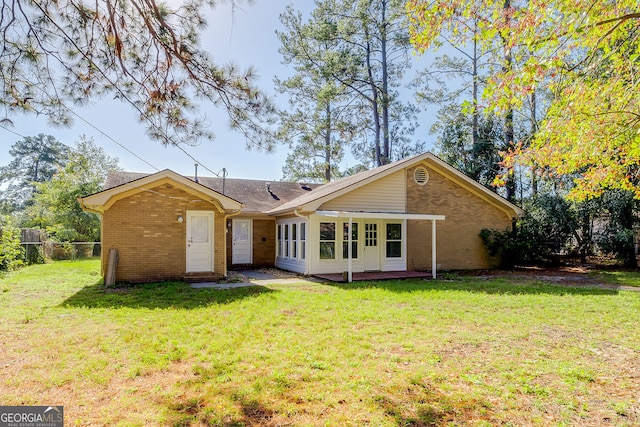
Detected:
[
  {"left": 102, "top": 183, "right": 225, "bottom": 283},
  {"left": 406, "top": 163, "right": 513, "bottom": 270}
]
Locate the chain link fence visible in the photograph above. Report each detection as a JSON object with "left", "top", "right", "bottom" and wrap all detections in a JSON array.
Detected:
[
  {"left": 21, "top": 241, "right": 102, "bottom": 261},
  {"left": 20, "top": 229, "right": 101, "bottom": 262}
]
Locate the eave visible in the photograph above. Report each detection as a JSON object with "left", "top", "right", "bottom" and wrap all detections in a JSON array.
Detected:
[{"left": 79, "top": 169, "right": 244, "bottom": 214}]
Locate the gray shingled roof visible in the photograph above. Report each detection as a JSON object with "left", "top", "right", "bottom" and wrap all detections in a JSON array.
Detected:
[
  {"left": 103, "top": 152, "right": 525, "bottom": 218},
  {"left": 104, "top": 171, "right": 322, "bottom": 214}
]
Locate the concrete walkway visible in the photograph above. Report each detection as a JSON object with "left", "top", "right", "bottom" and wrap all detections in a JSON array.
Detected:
[
  {"left": 239, "top": 270, "right": 279, "bottom": 280},
  {"left": 190, "top": 282, "right": 257, "bottom": 289},
  {"left": 189, "top": 270, "right": 319, "bottom": 289}
]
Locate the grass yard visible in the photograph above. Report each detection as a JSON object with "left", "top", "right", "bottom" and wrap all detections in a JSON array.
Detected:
[
  {"left": 1, "top": 260, "right": 639, "bottom": 426},
  {"left": 590, "top": 270, "right": 640, "bottom": 288}
]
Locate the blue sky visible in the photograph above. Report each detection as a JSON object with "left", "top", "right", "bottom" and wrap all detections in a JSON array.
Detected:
[{"left": 0, "top": 1, "right": 436, "bottom": 181}]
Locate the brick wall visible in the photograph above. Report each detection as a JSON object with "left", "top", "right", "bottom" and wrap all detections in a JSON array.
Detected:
[
  {"left": 102, "top": 183, "right": 226, "bottom": 283},
  {"left": 406, "top": 163, "right": 514, "bottom": 270},
  {"left": 225, "top": 218, "right": 275, "bottom": 268},
  {"left": 252, "top": 219, "right": 276, "bottom": 267}
]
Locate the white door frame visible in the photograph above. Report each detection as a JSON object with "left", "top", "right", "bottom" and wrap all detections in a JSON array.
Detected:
[
  {"left": 232, "top": 218, "right": 252, "bottom": 264},
  {"left": 186, "top": 211, "right": 214, "bottom": 273},
  {"left": 363, "top": 221, "right": 380, "bottom": 271}
]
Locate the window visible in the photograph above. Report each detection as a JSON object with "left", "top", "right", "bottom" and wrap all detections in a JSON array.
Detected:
[
  {"left": 277, "top": 221, "right": 306, "bottom": 261},
  {"left": 319, "top": 222, "right": 336, "bottom": 259},
  {"left": 342, "top": 222, "right": 358, "bottom": 259},
  {"left": 277, "top": 224, "right": 282, "bottom": 257},
  {"left": 386, "top": 223, "right": 402, "bottom": 258},
  {"left": 300, "top": 223, "right": 306, "bottom": 260},
  {"left": 292, "top": 223, "right": 297, "bottom": 258},
  {"left": 284, "top": 224, "right": 289, "bottom": 257},
  {"left": 365, "top": 223, "right": 378, "bottom": 247}
]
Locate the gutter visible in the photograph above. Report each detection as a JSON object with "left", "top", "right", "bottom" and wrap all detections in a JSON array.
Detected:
[
  {"left": 77, "top": 197, "right": 103, "bottom": 215},
  {"left": 223, "top": 209, "right": 243, "bottom": 278}
]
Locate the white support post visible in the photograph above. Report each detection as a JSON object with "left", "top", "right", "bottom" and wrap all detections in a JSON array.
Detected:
[
  {"left": 348, "top": 217, "right": 353, "bottom": 283},
  {"left": 432, "top": 219, "right": 437, "bottom": 279}
]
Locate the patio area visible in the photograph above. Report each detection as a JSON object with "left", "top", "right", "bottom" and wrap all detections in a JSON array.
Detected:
[{"left": 314, "top": 270, "right": 433, "bottom": 282}]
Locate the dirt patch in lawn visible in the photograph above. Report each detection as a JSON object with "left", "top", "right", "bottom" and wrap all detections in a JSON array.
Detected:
[{"left": 457, "top": 264, "right": 640, "bottom": 291}]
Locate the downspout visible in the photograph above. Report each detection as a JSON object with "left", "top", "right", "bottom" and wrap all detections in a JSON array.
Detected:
[
  {"left": 223, "top": 209, "right": 242, "bottom": 278},
  {"left": 432, "top": 219, "right": 437, "bottom": 279},
  {"left": 294, "top": 209, "right": 310, "bottom": 275},
  {"left": 348, "top": 216, "right": 353, "bottom": 283}
]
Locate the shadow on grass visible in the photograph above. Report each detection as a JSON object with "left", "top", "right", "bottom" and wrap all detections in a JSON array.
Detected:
[
  {"left": 328, "top": 277, "right": 620, "bottom": 296},
  {"left": 238, "top": 399, "right": 277, "bottom": 426},
  {"left": 590, "top": 271, "right": 640, "bottom": 288},
  {"left": 164, "top": 396, "right": 277, "bottom": 427},
  {"left": 375, "top": 380, "right": 497, "bottom": 427},
  {"left": 61, "top": 281, "right": 275, "bottom": 310}
]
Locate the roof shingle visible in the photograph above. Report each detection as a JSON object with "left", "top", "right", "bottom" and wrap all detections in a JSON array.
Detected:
[{"left": 104, "top": 171, "right": 322, "bottom": 214}]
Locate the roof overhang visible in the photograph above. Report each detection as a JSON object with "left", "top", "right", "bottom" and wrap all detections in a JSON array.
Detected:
[
  {"left": 267, "top": 153, "right": 525, "bottom": 220},
  {"left": 421, "top": 155, "right": 525, "bottom": 219},
  {"left": 314, "top": 210, "right": 445, "bottom": 221},
  {"left": 79, "top": 169, "right": 244, "bottom": 214}
]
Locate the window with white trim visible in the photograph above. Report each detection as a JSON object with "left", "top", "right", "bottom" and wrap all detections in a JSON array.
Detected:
[
  {"left": 292, "top": 223, "right": 297, "bottom": 258},
  {"left": 300, "top": 222, "right": 306, "bottom": 260},
  {"left": 319, "top": 222, "right": 336, "bottom": 259},
  {"left": 277, "top": 219, "right": 308, "bottom": 261},
  {"left": 342, "top": 222, "right": 358, "bottom": 259},
  {"left": 386, "top": 223, "right": 402, "bottom": 258},
  {"left": 284, "top": 224, "right": 289, "bottom": 257},
  {"left": 277, "top": 224, "right": 282, "bottom": 257}
]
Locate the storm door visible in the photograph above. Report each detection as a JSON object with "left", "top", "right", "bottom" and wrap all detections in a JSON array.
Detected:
[
  {"left": 186, "top": 211, "right": 214, "bottom": 272},
  {"left": 232, "top": 219, "right": 252, "bottom": 264}
]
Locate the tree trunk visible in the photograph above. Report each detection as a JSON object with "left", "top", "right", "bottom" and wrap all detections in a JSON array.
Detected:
[
  {"left": 324, "top": 102, "right": 332, "bottom": 182},
  {"left": 472, "top": 29, "right": 479, "bottom": 152},
  {"left": 380, "top": 0, "right": 390, "bottom": 164},
  {"left": 503, "top": 0, "right": 516, "bottom": 203},
  {"left": 530, "top": 90, "right": 538, "bottom": 197},
  {"left": 364, "top": 33, "right": 382, "bottom": 166},
  {"left": 620, "top": 199, "right": 637, "bottom": 268}
]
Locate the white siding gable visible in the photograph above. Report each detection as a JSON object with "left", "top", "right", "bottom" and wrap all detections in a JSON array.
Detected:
[{"left": 319, "top": 170, "right": 406, "bottom": 212}]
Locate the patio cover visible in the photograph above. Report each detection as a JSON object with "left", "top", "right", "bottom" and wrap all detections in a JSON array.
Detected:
[{"left": 314, "top": 210, "right": 446, "bottom": 282}]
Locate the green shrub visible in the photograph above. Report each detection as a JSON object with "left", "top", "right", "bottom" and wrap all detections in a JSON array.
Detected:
[
  {"left": 46, "top": 225, "right": 81, "bottom": 242},
  {"left": 48, "top": 241, "right": 77, "bottom": 260},
  {"left": 480, "top": 218, "right": 550, "bottom": 269},
  {"left": 0, "top": 217, "right": 25, "bottom": 271},
  {"left": 24, "top": 243, "right": 45, "bottom": 265},
  {"left": 21, "top": 229, "right": 46, "bottom": 265}
]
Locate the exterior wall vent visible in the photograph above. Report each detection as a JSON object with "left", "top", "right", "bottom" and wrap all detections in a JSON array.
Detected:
[{"left": 414, "top": 167, "right": 429, "bottom": 186}]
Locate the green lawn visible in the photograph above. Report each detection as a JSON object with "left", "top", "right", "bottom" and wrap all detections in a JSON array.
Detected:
[
  {"left": 590, "top": 270, "right": 640, "bottom": 288},
  {"left": 1, "top": 260, "right": 639, "bottom": 426}
]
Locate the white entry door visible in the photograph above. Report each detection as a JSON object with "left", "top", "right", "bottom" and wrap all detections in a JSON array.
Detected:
[
  {"left": 186, "top": 211, "right": 214, "bottom": 272},
  {"left": 232, "top": 219, "right": 252, "bottom": 264},
  {"left": 363, "top": 222, "right": 380, "bottom": 271}
]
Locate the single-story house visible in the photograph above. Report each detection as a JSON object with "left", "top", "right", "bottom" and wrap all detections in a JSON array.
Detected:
[{"left": 79, "top": 152, "right": 525, "bottom": 283}]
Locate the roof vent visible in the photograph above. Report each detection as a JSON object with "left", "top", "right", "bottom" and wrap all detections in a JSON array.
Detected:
[
  {"left": 266, "top": 183, "right": 280, "bottom": 200},
  {"left": 414, "top": 167, "right": 429, "bottom": 186},
  {"left": 300, "top": 183, "right": 312, "bottom": 191}
]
